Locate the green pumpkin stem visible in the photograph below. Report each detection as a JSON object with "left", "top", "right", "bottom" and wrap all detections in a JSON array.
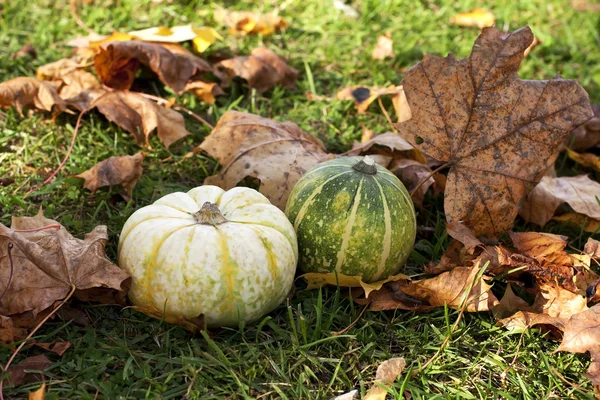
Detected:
[
  {"left": 194, "top": 202, "right": 227, "bottom": 225},
  {"left": 352, "top": 155, "right": 378, "bottom": 175}
]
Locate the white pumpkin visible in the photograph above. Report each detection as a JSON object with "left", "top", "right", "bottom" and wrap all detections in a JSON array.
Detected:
[{"left": 117, "top": 185, "right": 298, "bottom": 328}]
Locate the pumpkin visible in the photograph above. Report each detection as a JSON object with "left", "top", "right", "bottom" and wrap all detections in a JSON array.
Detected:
[
  {"left": 118, "top": 185, "right": 298, "bottom": 328},
  {"left": 285, "top": 156, "right": 416, "bottom": 282}
]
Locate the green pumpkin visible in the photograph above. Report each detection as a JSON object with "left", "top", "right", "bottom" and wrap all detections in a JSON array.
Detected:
[{"left": 285, "top": 156, "right": 416, "bottom": 282}]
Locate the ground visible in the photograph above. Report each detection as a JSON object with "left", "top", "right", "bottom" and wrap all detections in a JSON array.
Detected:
[{"left": 1, "top": 0, "right": 599, "bottom": 398}]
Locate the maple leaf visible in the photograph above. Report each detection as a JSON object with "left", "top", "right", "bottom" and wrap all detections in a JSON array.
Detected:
[
  {"left": 519, "top": 175, "right": 600, "bottom": 227},
  {"left": 214, "top": 48, "right": 299, "bottom": 93},
  {"left": 67, "top": 90, "right": 191, "bottom": 148},
  {"left": 76, "top": 152, "right": 146, "bottom": 196},
  {"left": 557, "top": 304, "right": 600, "bottom": 386},
  {"left": 0, "top": 209, "right": 130, "bottom": 318},
  {"left": 397, "top": 26, "right": 593, "bottom": 238},
  {"left": 200, "top": 111, "right": 333, "bottom": 209},
  {"left": 0, "top": 77, "right": 65, "bottom": 115},
  {"left": 94, "top": 40, "right": 212, "bottom": 93}
]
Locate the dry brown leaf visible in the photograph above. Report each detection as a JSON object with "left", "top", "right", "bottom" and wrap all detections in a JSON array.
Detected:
[
  {"left": 520, "top": 175, "right": 600, "bottom": 227},
  {"left": 76, "top": 152, "right": 145, "bottom": 196},
  {"left": 301, "top": 271, "right": 409, "bottom": 298},
  {"left": 400, "top": 264, "right": 498, "bottom": 312},
  {"left": 214, "top": 48, "right": 299, "bottom": 93},
  {"left": 567, "top": 149, "right": 600, "bottom": 171},
  {"left": 214, "top": 8, "right": 287, "bottom": 35},
  {"left": 371, "top": 33, "right": 394, "bottom": 60},
  {"left": 497, "top": 310, "right": 566, "bottom": 334},
  {"left": 449, "top": 8, "right": 495, "bottom": 28},
  {"left": 71, "top": 90, "right": 191, "bottom": 148},
  {"left": 553, "top": 213, "right": 600, "bottom": 233},
  {"left": 6, "top": 355, "right": 52, "bottom": 387},
  {"left": 392, "top": 88, "right": 412, "bottom": 123},
  {"left": 184, "top": 81, "right": 225, "bottom": 104},
  {"left": 131, "top": 306, "right": 205, "bottom": 333},
  {"left": 0, "top": 209, "right": 130, "bottom": 318},
  {"left": 346, "top": 132, "right": 414, "bottom": 156},
  {"left": 337, "top": 85, "right": 403, "bottom": 114},
  {"left": 200, "top": 111, "right": 333, "bottom": 209},
  {"left": 509, "top": 231, "right": 569, "bottom": 260},
  {"left": 37, "top": 58, "right": 101, "bottom": 100},
  {"left": 94, "top": 40, "right": 211, "bottom": 93},
  {"left": 569, "top": 104, "right": 600, "bottom": 151},
  {"left": 584, "top": 238, "right": 600, "bottom": 258},
  {"left": 493, "top": 284, "right": 531, "bottom": 319},
  {"left": 397, "top": 27, "right": 593, "bottom": 238},
  {"left": 11, "top": 44, "right": 37, "bottom": 60},
  {"left": 33, "top": 341, "right": 72, "bottom": 356},
  {"left": 0, "top": 77, "right": 66, "bottom": 115},
  {"left": 523, "top": 35, "right": 542, "bottom": 57},
  {"left": 557, "top": 304, "right": 600, "bottom": 385},
  {"left": 0, "top": 315, "right": 28, "bottom": 344},
  {"left": 360, "top": 124, "right": 375, "bottom": 143},
  {"left": 533, "top": 283, "right": 588, "bottom": 318},
  {"left": 446, "top": 221, "right": 483, "bottom": 253},
  {"left": 28, "top": 382, "right": 46, "bottom": 400},
  {"left": 364, "top": 358, "right": 406, "bottom": 400},
  {"left": 388, "top": 159, "right": 435, "bottom": 206},
  {"left": 425, "top": 240, "right": 467, "bottom": 275}
]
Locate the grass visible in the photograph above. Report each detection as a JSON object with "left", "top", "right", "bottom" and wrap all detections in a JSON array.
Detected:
[{"left": 1, "top": 0, "right": 599, "bottom": 398}]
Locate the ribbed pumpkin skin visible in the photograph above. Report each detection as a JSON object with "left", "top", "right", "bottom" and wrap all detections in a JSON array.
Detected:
[
  {"left": 118, "top": 186, "right": 298, "bottom": 328},
  {"left": 285, "top": 157, "right": 416, "bottom": 282}
]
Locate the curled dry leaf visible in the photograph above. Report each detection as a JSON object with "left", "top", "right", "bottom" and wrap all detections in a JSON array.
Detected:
[
  {"left": 200, "top": 111, "right": 333, "bottom": 209},
  {"left": 449, "top": 8, "right": 495, "bottom": 28},
  {"left": 345, "top": 132, "right": 414, "bottom": 155},
  {"left": 569, "top": 104, "right": 600, "bottom": 151},
  {"left": 69, "top": 90, "right": 191, "bottom": 148},
  {"left": 400, "top": 264, "right": 498, "bottom": 312},
  {"left": 0, "top": 77, "right": 65, "bottom": 115},
  {"left": 215, "top": 48, "right": 299, "bottom": 93},
  {"left": 371, "top": 33, "right": 394, "bottom": 60},
  {"left": 364, "top": 357, "right": 406, "bottom": 400},
  {"left": 0, "top": 315, "right": 28, "bottom": 344},
  {"left": 10, "top": 43, "right": 37, "bottom": 59},
  {"left": 388, "top": 159, "right": 436, "bottom": 206},
  {"left": 37, "top": 58, "right": 101, "bottom": 100},
  {"left": 301, "top": 271, "right": 409, "bottom": 298},
  {"left": 493, "top": 284, "right": 531, "bottom": 319},
  {"left": 497, "top": 310, "right": 566, "bottom": 334},
  {"left": 584, "top": 238, "right": 600, "bottom": 258},
  {"left": 446, "top": 221, "right": 483, "bottom": 253},
  {"left": 519, "top": 175, "right": 600, "bottom": 227},
  {"left": 76, "top": 152, "right": 146, "bottom": 196},
  {"left": 94, "top": 41, "right": 212, "bottom": 93},
  {"left": 34, "top": 341, "right": 72, "bottom": 356},
  {"left": 6, "top": 355, "right": 52, "bottom": 387},
  {"left": 184, "top": 81, "right": 225, "bottom": 104},
  {"left": 567, "top": 148, "right": 600, "bottom": 171},
  {"left": 0, "top": 209, "right": 130, "bottom": 318},
  {"left": 28, "top": 382, "right": 46, "bottom": 400},
  {"left": 397, "top": 26, "right": 593, "bottom": 238},
  {"left": 127, "top": 24, "right": 222, "bottom": 53},
  {"left": 553, "top": 213, "right": 600, "bottom": 233},
  {"left": 214, "top": 8, "right": 287, "bottom": 35},
  {"left": 360, "top": 124, "right": 375, "bottom": 143},
  {"left": 337, "top": 85, "right": 403, "bottom": 114},
  {"left": 557, "top": 304, "right": 600, "bottom": 385}
]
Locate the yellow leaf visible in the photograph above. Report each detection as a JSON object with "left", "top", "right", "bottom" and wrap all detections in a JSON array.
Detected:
[
  {"left": 553, "top": 213, "right": 600, "bottom": 233},
  {"left": 567, "top": 148, "right": 600, "bottom": 171},
  {"left": 301, "top": 271, "right": 409, "bottom": 298},
  {"left": 214, "top": 7, "right": 287, "bottom": 35},
  {"left": 89, "top": 32, "right": 136, "bottom": 47},
  {"left": 184, "top": 81, "right": 225, "bottom": 104},
  {"left": 192, "top": 27, "right": 223, "bottom": 53},
  {"left": 336, "top": 85, "right": 403, "bottom": 114},
  {"left": 28, "top": 383, "right": 45, "bottom": 400},
  {"left": 449, "top": 8, "right": 495, "bottom": 28}
]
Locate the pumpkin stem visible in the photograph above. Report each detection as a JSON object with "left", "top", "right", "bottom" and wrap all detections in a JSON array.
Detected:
[
  {"left": 352, "top": 155, "right": 377, "bottom": 175},
  {"left": 194, "top": 202, "right": 227, "bottom": 225}
]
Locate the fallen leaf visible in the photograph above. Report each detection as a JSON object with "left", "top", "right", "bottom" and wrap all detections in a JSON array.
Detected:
[
  {"left": 566, "top": 149, "right": 600, "bottom": 171},
  {"left": 76, "top": 152, "right": 145, "bottom": 196},
  {"left": 69, "top": 90, "right": 191, "bottom": 148},
  {"left": 364, "top": 358, "right": 406, "bottom": 400},
  {"left": 200, "top": 111, "right": 333, "bottom": 209},
  {"left": 552, "top": 213, "right": 600, "bottom": 233},
  {"left": 214, "top": 8, "right": 287, "bottom": 35},
  {"left": 0, "top": 77, "right": 65, "bottom": 115},
  {"left": 36, "top": 58, "right": 101, "bottom": 100},
  {"left": 388, "top": 159, "right": 435, "bottom": 206},
  {"left": 446, "top": 221, "right": 483, "bottom": 253},
  {"left": 397, "top": 27, "right": 593, "bottom": 238},
  {"left": 534, "top": 283, "right": 588, "bottom": 318},
  {"left": 493, "top": 284, "right": 531, "bottom": 319},
  {"left": 557, "top": 304, "right": 600, "bottom": 385},
  {"left": 392, "top": 89, "right": 412, "bottom": 123},
  {"left": 301, "top": 271, "right": 409, "bottom": 298},
  {"left": 11, "top": 44, "right": 37, "bottom": 59},
  {"left": 332, "top": 390, "right": 358, "bottom": 400},
  {"left": 569, "top": 104, "right": 600, "bottom": 151},
  {"left": 6, "top": 355, "right": 52, "bottom": 386},
  {"left": 509, "top": 231, "right": 569, "bottom": 260},
  {"left": 0, "top": 209, "right": 131, "bottom": 318},
  {"left": 571, "top": 0, "right": 600, "bottom": 12},
  {"left": 184, "top": 81, "right": 225, "bottom": 104},
  {"left": 214, "top": 48, "right": 299, "bottom": 93},
  {"left": 497, "top": 310, "right": 566, "bottom": 334},
  {"left": 65, "top": 31, "right": 108, "bottom": 48},
  {"left": 34, "top": 341, "right": 72, "bottom": 356},
  {"left": 131, "top": 306, "right": 205, "bottom": 333},
  {"left": 520, "top": 175, "right": 600, "bottom": 227},
  {"left": 584, "top": 238, "right": 600, "bottom": 258},
  {"left": 524, "top": 35, "right": 542, "bottom": 57},
  {"left": 337, "top": 85, "right": 403, "bottom": 114},
  {"left": 346, "top": 132, "right": 414, "bottom": 155},
  {"left": 28, "top": 382, "right": 45, "bottom": 400},
  {"left": 449, "top": 8, "right": 495, "bottom": 28},
  {"left": 360, "top": 124, "right": 375, "bottom": 143},
  {"left": 94, "top": 41, "right": 212, "bottom": 93},
  {"left": 127, "top": 25, "right": 222, "bottom": 53},
  {"left": 332, "top": 0, "right": 360, "bottom": 18},
  {"left": 400, "top": 264, "right": 499, "bottom": 312},
  {"left": 372, "top": 33, "right": 394, "bottom": 60},
  {"left": 0, "top": 315, "right": 28, "bottom": 344},
  {"left": 424, "top": 240, "right": 466, "bottom": 275}
]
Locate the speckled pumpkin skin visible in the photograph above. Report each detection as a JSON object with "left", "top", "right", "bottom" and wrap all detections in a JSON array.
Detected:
[
  {"left": 285, "top": 157, "right": 416, "bottom": 282},
  {"left": 118, "top": 186, "right": 298, "bottom": 328}
]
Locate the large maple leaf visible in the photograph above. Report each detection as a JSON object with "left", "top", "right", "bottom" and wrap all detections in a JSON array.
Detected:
[{"left": 397, "top": 26, "right": 593, "bottom": 238}]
